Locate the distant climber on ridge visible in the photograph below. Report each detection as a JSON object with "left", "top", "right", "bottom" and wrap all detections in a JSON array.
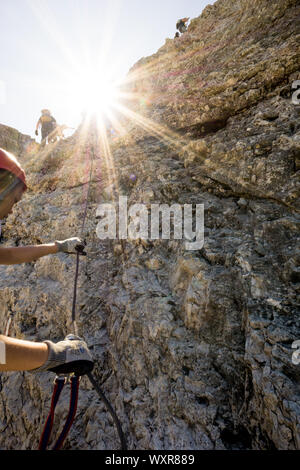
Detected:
[
  {"left": 0, "top": 147, "right": 93, "bottom": 374},
  {"left": 35, "top": 109, "right": 57, "bottom": 146},
  {"left": 176, "top": 17, "right": 189, "bottom": 35}
]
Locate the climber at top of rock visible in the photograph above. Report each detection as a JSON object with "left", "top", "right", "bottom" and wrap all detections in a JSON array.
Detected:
[
  {"left": 0, "top": 147, "right": 92, "bottom": 374},
  {"left": 35, "top": 109, "right": 57, "bottom": 147},
  {"left": 176, "top": 17, "right": 189, "bottom": 34},
  {"left": 174, "top": 32, "right": 180, "bottom": 39}
]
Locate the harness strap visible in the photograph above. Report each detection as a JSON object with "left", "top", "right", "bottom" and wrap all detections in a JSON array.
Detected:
[
  {"left": 38, "top": 376, "right": 66, "bottom": 450},
  {"left": 39, "top": 375, "right": 80, "bottom": 451},
  {"left": 52, "top": 375, "right": 80, "bottom": 450}
]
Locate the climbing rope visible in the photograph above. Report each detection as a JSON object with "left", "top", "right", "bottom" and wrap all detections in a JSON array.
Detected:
[
  {"left": 87, "top": 372, "right": 127, "bottom": 451},
  {"left": 64, "top": 139, "right": 127, "bottom": 450},
  {"left": 71, "top": 143, "right": 94, "bottom": 334}
]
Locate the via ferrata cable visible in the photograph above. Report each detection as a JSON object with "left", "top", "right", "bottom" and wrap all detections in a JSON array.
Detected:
[{"left": 70, "top": 142, "right": 127, "bottom": 451}]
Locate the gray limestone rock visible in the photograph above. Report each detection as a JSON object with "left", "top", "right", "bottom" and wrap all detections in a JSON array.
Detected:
[{"left": 0, "top": 0, "right": 299, "bottom": 451}]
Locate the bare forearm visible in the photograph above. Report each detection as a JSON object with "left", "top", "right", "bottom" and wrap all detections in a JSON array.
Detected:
[
  {"left": 0, "top": 243, "right": 58, "bottom": 264},
  {"left": 0, "top": 335, "right": 48, "bottom": 371}
]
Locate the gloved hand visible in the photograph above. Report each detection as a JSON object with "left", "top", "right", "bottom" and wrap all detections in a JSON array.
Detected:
[
  {"left": 35, "top": 130, "right": 38, "bottom": 136},
  {"left": 31, "top": 334, "right": 94, "bottom": 375},
  {"left": 55, "top": 237, "right": 86, "bottom": 255}
]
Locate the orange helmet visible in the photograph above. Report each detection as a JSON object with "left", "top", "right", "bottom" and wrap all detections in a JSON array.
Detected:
[{"left": 0, "top": 148, "right": 27, "bottom": 190}]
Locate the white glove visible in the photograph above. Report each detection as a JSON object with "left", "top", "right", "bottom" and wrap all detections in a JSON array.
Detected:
[
  {"left": 55, "top": 237, "right": 85, "bottom": 254},
  {"left": 31, "top": 334, "right": 94, "bottom": 375}
]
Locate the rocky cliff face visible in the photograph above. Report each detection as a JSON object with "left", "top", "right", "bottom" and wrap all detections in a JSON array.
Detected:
[
  {"left": 0, "top": 123, "right": 35, "bottom": 156},
  {"left": 0, "top": 0, "right": 299, "bottom": 450}
]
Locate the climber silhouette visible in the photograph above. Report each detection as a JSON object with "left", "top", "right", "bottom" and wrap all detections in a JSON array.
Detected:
[
  {"left": 0, "top": 148, "right": 92, "bottom": 373},
  {"left": 35, "top": 109, "right": 57, "bottom": 146},
  {"left": 176, "top": 17, "right": 189, "bottom": 35}
]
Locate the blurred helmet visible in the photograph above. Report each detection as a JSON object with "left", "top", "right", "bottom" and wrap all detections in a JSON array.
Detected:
[{"left": 0, "top": 148, "right": 27, "bottom": 190}]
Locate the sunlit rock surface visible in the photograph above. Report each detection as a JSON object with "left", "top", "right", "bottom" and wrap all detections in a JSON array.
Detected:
[
  {"left": 0, "top": 123, "right": 35, "bottom": 156},
  {"left": 0, "top": 0, "right": 299, "bottom": 450}
]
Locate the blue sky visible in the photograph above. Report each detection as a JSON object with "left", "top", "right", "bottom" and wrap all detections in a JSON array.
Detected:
[{"left": 1, "top": 0, "right": 211, "bottom": 138}]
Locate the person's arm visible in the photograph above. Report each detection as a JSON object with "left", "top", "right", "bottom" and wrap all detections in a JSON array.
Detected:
[
  {"left": 35, "top": 117, "right": 41, "bottom": 131},
  {"left": 0, "top": 335, "right": 48, "bottom": 371},
  {"left": 0, "top": 243, "right": 58, "bottom": 265},
  {"left": 0, "top": 334, "right": 93, "bottom": 373},
  {"left": 0, "top": 238, "right": 84, "bottom": 265}
]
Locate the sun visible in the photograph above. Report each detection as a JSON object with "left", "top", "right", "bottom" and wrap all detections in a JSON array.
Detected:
[
  {"left": 61, "top": 64, "right": 123, "bottom": 127},
  {"left": 72, "top": 71, "right": 121, "bottom": 121}
]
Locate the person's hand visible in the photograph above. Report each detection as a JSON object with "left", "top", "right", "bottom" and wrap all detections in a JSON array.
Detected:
[
  {"left": 55, "top": 237, "right": 86, "bottom": 255},
  {"left": 30, "top": 334, "right": 94, "bottom": 376},
  {"left": 35, "top": 130, "right": 38, "bottom": 136}
]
